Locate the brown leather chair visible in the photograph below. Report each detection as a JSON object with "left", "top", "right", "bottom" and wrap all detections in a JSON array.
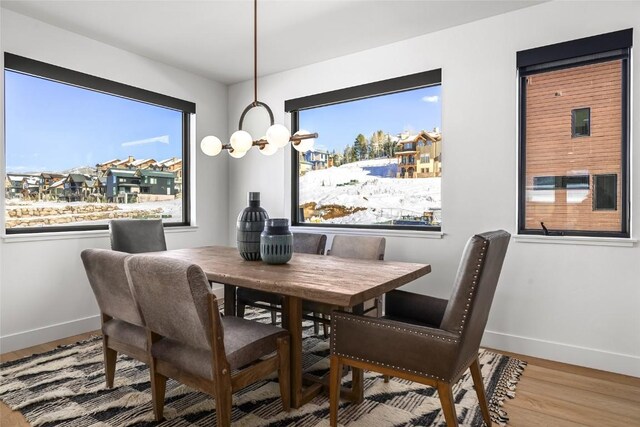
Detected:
[
  {"left": 109, "top": 219, "right": 167, "bottom": 253},
  {"left": 329, "top": 230, "right": 510, "bottom": 427},
  {"left": 81, "top": 248, "right": 148, "bottom": 388},
  {"left": 304, "top": 234, "right": 386, "bottom": 335},
  {"left": 236, "top": 232, "right": 327, "bottom": 324},
  {"left": 125, "top": 255, "right": 290, "bottom": 425}
]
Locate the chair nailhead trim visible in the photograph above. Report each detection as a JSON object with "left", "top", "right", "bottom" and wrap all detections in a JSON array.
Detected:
[
  {"left": 458, "top": 240, "right": 488, "bottom": 333},
  {"left": 333, "top": 350, "right": 446, "bottom": 381},
  {"left": 332, "top": 315, "right": 458, "bottom": 343}
]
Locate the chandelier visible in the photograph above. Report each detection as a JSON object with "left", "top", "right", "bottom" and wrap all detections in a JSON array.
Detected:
[{"left": 200, "top": 0, "right": 317, "bottom": 158}]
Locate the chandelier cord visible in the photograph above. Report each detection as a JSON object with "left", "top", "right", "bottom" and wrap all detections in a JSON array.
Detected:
[{"left": 253, "top": 0, "right": 258, "bottom": 105}]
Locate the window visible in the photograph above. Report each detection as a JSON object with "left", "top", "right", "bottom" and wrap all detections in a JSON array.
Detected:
[
  {"left": 593, "top": 174, "right": 617, "bottom": 210},
  {"left": 532, "top": 175, "right": 589, "bottom": 190},
  {"left": 286, "top": 69, "right": 442, "bottom": 230},
  {"left": 572, "top": 108, "right": 590, "bottom": 137},
  {"left": 517, "top": 29, "right": 631, "bottom": 237},
  {"left": 4, "top": 53, "right": 194, "bottom": 233}
]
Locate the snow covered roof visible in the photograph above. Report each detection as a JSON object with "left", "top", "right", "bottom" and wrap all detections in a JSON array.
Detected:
[
  {"left": 131, "top": 158, "right": 156, "bottom": 166},
  {"left": 107, "top": 168, "right": 137, "bottom": 177},
  {"left": 397, "top": 131, "right": 442, "bottom": 145},
  {"left": 157, "top": 157, "right": 181, "bottom": 166},
  {"left": 50, "top": 179, "right": 65, "bottom": 188},
  {"left": 97, "top": 158, "right": 121, "bottom": 166},
  {"left": 41, "top": 173, "right": 65, "bottom": 179}
]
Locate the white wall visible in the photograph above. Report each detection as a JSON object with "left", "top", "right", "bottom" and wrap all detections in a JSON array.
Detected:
[
  {"left": 0, "top": 9, "right": 229, "bottom": 352},
  {"left": 228, "top": 1, "right": 640, "bottom": 376}
]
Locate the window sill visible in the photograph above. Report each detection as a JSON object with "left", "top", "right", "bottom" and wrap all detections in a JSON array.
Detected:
[
  {"left": 513, "top": 234, "right": 637, "bottom": 247},
  {"left": 291, "top": 225, "right": 444, "bottom": 239},
  {"left": 1, "top": 225, "right": 199, "bottom": 244}
]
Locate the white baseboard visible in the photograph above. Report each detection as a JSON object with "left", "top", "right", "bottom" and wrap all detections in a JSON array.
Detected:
[
  {"left": 0, "top": 315, "right": 101, "bottom": 354},
  {"left": 483, "top": 330, "right": 640, "bottom": 377}
]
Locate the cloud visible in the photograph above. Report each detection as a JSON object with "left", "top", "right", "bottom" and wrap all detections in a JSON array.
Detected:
[
  {"left": 421, "top": 95, "right": 439, "bottom": 103},
  {"left": 121, "top": 135, "right": 169, "bottom": 147}
]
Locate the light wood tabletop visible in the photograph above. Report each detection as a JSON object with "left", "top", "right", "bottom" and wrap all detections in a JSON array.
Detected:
[{"left": 159, "top": 245, "right": 431, "bottom": 408}]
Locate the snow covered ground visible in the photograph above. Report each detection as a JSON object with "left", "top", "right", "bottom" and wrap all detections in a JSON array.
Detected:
[
  {"left": 5, "top": 198, "right": 183, "bottom": 227},
  {"left": 299, "top": 158, "right": 441, "bottom": 225}
]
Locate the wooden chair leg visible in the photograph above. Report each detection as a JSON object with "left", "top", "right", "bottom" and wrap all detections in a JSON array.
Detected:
[
  {"left": 313, "top": 312, "right": 320, "bottom": 336},
  {"left": 470, "top": 357, "right": 492, "bottom": 426},
  {"left": 277, "top": 336, "right": 291, "bottom": 412},
  {"left": 351, "top": 367, "right": 364, "bottom": 404},
  {"left": 329, "top": 355, "right": 342, "bottom": 427},
  {"left": 214, "top": 373, "right": 233, "bottom": 427},
  {"left": 322, "top": 314, "right": 329, "bottom": 339},
  {"left": 270, "top": 304, "right": 277, "bottom": 325},
  {"left": 437, "top": 382, "right": 459, "bottom": 427},
  {"left": 150, "top": 366, "right": 167, "bottom": 421},
  {"left": 102, "top": 339, "right": 117, "bottom": 388}
]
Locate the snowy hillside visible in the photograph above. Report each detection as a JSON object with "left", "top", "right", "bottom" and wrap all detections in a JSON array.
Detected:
[{"left": 299, "top": 158, "right": 441, "bottom": 225}]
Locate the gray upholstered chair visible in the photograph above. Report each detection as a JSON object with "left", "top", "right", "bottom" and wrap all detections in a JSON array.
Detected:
[
  {"left": 329, "top": 230, "right": 510, "bottom": 427},
  {"left": 125, "top": 255, "right": 290, "bottom": 424},
  {"left": 81, "top": 248, "right": 148, "bottom": 388},
  {"left": 109, "top": 219, "right": 167, "bottom": 253},
  {"left": 304, "top": 234, "right": 386, "bottom": 335},
  {"left": 236, "top": 232, "right": 327, "bottom": 324}
]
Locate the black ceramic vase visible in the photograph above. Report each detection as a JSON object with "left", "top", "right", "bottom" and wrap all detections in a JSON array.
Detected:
[
  {"left": 260, "top": 218, "right": 293, "bottom": 265},
  {"left": 237, "top": 192, "right": 269, "bottom": 260}
]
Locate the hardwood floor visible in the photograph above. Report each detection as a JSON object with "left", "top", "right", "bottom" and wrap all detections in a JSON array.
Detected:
[{"left": 1, "top": 335, "right": 639, "bottom": 426}]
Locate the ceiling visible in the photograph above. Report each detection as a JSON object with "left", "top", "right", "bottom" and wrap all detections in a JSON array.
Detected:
[{"left": 1, "top": 1, "right": 543, "bottom": 84}]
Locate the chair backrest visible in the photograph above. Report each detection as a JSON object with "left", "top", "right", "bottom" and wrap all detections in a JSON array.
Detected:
[
  {"left": 81, "top": 248, "right": 144, "bottom": 327},
  {"left": 110, "top": 219, "right": 167, "bottom": 253},
  {"left": 440, "top": 230, "right": 510, "bottom": 368},
  {"left": 125, "top": 255, "right": 214, "bottom": 350},
  {"left": 328, "top": 235, "right": 386, "bottom": 260},
  {"left": 293, "top": 232, "right": 327, "bottom": 255}
]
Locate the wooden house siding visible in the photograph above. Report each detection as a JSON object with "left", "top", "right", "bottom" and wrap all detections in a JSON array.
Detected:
[{"left": 524, "top": 60, "right": 622, "bottom": 232}]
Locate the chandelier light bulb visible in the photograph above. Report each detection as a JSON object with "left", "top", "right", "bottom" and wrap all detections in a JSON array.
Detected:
[
  {"left": 200, "top": 135, "right": 223, "bottom": 156},
  {"left": 293, "top": 129, "right": 315, "bottom": 152},
  {"left": 230, "top": 130, "right": 253, "bottom": 153},
  {"left": 259, "top": 141, "right": 279, "bottom": 156},
  {"left": 266, "top": 124, "right": 291, "bottom": 148},
  {"left": 229, "top": 148, "right": 247, "bottom": 159}
]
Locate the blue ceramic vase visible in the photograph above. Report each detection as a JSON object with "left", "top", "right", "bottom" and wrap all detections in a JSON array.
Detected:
[
  {"left": 237, "top": 192, "right": 269, "bottom": 261},
  {"left": 260, "top": 218, "right": 293, "bottom": 264}
]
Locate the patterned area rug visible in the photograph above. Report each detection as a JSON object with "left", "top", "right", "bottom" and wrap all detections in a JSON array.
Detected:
[{"left": 0, "top": 309, "right": 525, "bottom": 426}]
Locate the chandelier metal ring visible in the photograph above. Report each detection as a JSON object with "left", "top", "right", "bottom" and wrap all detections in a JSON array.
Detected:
[{"left": 238, "top": 101, "right": 275, "bottom": 131}]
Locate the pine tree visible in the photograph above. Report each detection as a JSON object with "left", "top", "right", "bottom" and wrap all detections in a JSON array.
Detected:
[{"left": 354, "top": 134, "right": 368, "bottom": 161}]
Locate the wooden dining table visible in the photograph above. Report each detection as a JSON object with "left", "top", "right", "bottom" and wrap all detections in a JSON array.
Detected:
[{"left": 160, "top": 245, "right": 431, "bottom": 408}]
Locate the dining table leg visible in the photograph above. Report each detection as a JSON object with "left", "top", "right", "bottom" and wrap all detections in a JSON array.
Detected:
[
  {"left": 223, "top": 284, "right": 236, "bottom": 317},
  {"left": 283, "top": 295, "right": 303, "bottom": 408}
]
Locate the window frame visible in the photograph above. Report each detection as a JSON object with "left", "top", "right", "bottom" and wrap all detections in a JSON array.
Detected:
[
  {"left": 4, "top": 53, "right": 194, "bottom": 234},
  {"left": 517, "top": 29, "right": 632, "bottom": 238},
  {"left": 285, "top": 69, "right": 442, "bottom": 232}
]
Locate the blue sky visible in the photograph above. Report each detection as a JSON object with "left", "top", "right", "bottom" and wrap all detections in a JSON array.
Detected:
[
  {"left": 5, "top": 70, "right": 182, "bottom": 173},
  {"left": 299, "top": 85, "right": 441, "bottom": 153}
]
